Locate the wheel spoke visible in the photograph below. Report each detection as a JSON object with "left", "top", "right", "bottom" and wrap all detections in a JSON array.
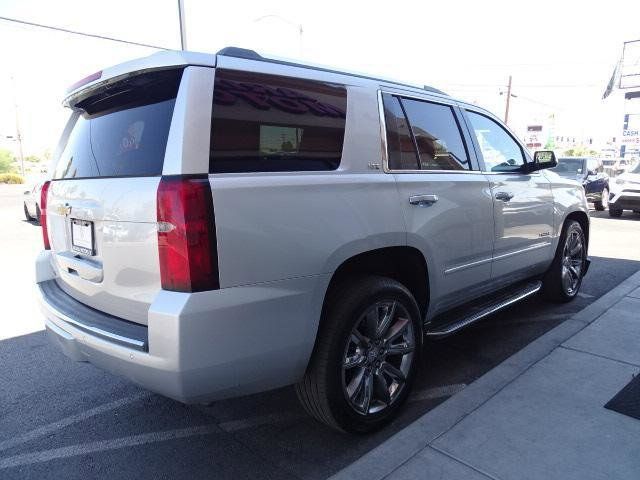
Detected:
[
  {"left": 381, "top": 362, "right": 406, "bottom": 383},
  {"left": 561, "top": 266, "right": 572, "bottom": 291},
  {"left": 351, "top": 329, "right": 370, "bottom": 348},
  {"left": 376, "top": 302, "right": 396, "bottom": 339},
  {"left": 386, "top": 342, "right": 414, "bottom": 356},
  {"left": 346, "top": 367, "right": 366, "bottom": 399},
  {"left": 373, "top": 371, "right": 391, "bottom": 405},
  {"left": 358, "top": 371, "right": 374, "bottom": 413},
  {"left": 344, "top": 354, "right": 365, "bottom": 370},
  {"left": 569, "top": 265, "right": 580, "bottom": 279},
  {"left": 569, "top": 240, "right": 582, "bottom": 256},
  {"left": 384, "top": 317, "right": 410, "bottom": 345}
]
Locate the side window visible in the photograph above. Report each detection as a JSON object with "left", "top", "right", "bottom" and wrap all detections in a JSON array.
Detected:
[
  {"left": 401, "top": 98, "right": 470, "bottom": 170},
  {"left": 210, "top": 70, "right": 347, "bottom": 173},
  {"left": 466, "top": 111, "right": 525, "bottom": 173},
  {"left": 587, "top": 158, "right": 601, "bottom": 173},
  {"left": 382, "top": 93, "right": 419, "bottom": 170}
]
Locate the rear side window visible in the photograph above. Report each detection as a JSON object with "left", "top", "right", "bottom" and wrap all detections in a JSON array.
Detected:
[
  {"left": 53, "top": 69, "right": 182, "bottom": 179},
  {"left": 382, "top": 94, "right": 470, "bottom": 171},
  {"left": 401, "top": 98, "right": 469, "bottom": 170},
  {"left": 210, "top": 70, "right": 347, "bottom": 173},
  {"left": 382, "top": 93, "right": 419, "bottom": 170}
]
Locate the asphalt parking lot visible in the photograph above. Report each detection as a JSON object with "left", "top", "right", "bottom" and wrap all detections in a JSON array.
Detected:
[{"left": 1, "top": 183, "right": 639, "bottom": 480}]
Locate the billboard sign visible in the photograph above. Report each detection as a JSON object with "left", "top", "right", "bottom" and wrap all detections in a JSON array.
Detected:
[{"left": 620, "top": 40, "right": 640, "bottom": 89}]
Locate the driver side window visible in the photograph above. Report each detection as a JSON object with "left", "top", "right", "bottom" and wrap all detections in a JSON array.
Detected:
[{"left": 467, "top": 111, "right": 525, "bottom": 173}]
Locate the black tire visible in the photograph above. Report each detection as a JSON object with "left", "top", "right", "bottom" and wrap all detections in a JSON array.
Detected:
[
  {"left": 35, "top": 205, "right": 41, "bottom": 224},
  {"left": 23, "top": 203, "right": 32, "bottom": 221},
  {"left": 542, "top": 220, "right": 587, "bottom": 303},
  {"left": 296, "top": 275, "right": 422, "bottom": 433},
  {"left": 594, "top": 187, "right": 608, "bottom": 211},
  {"left": 608, "top": 206, "right": 623, "bottom": 218}
]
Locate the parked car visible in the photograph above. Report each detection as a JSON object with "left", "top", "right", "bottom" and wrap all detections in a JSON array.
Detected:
[
  {"left": 602, "top": 157, "right": 633, "bottom": 177},
  {"left": 551, "top": 157, "right": 610, "bottom": 210},
  {"left": 23, "top": 182, "right": 43, "bottom": 223},
  {"left": 608, "top": 160, "right": 640, "bottom": 217},
  {"left": 36, "top": 47, "right": 590, "bottom": 433}
]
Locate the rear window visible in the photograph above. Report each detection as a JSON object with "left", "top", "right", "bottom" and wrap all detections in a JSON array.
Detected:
[
  {"left": 53, "top": 69, "right": 182, "bottom": 179},
  {"left": 210, "top": 69, "right": 347, "bottom": 173}
]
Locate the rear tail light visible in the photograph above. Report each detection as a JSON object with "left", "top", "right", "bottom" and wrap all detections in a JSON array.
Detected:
[
  {"left": 40, "top": 180, "right": 51, "bottom": 250},
  {"left": 156, "top": 175, "right": 219, "bottom": 292}
]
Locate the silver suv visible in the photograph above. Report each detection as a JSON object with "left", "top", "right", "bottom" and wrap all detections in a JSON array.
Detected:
[{"left": 37, "top": 47, "right": 590, "bottom": 433}]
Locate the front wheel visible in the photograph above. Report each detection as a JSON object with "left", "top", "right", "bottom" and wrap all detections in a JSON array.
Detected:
[
  {"left": 609, "top": 206, "right": 623, "bottom": 218},
  {"left": 542, "top": 220, "right": 587, "bottom": 303},
  {"left": 594, "top": 188, "right": 608, "bottom": 211},
  {"left": 296, "top": 276, "right": 422, "bottom": 433}
]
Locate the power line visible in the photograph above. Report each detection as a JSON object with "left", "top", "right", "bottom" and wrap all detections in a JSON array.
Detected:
[{"left": 0, "top": 15, "right": 170, "bottom": 50}]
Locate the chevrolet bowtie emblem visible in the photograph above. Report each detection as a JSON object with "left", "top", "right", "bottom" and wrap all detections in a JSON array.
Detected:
[{"left": 56, "top": 204, "right": 72, "bottom": 216}]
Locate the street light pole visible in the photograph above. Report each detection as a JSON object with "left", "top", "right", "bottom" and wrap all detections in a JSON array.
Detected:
[{"left": 178, "top": 0, "right": 187, "bottom": 50}]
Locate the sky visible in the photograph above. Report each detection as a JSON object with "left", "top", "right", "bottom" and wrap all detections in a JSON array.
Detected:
[{"left": 0, "top": 0, "right": 639, "bottom": 157}]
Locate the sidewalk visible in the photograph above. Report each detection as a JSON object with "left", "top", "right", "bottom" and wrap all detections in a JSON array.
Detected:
[{"left": 332, "top": 270, "right": 640, "bottom": 480}]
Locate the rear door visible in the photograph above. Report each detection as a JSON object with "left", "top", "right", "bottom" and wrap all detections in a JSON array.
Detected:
[
  {"left": 46, "top": 69, "right": 184, "bottom": 324},
  {"left": 462, "top": 109, "right": 554, "bottom": 282},
  {"left": 380, "top": 92, "right": 495, "bottom": 314}
]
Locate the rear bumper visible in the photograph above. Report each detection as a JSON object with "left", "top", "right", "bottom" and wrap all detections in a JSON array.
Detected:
[{"left": 36, "top": 251, "right": 327, "bottom": 403}]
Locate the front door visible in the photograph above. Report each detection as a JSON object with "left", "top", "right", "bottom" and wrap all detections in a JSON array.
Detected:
[
  {"left": 464, "top": 110, "right": 554, "bottom": 283},
  {"left": 380, "top": 92, "right": 495, "bottom": 315}
]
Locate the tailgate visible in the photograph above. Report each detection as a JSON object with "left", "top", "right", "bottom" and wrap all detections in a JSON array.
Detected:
[{"left": 46, "top": 69, "right": 183, "bottom": 325}]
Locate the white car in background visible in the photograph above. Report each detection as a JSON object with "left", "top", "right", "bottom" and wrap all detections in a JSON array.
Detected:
[{"left": 609, "top": 161, "right": 640, "bottom": 217}]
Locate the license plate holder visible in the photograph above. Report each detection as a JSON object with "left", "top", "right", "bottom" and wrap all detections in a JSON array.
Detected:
[{"left": 71, "top": 219, "right": 95, "bottom": 256}]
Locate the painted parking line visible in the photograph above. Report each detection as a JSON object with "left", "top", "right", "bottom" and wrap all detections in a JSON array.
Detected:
[
  {"left": 0, "top": 392, "right": 148, "bottom": 452},
  {"left": 410, "top": 383, "right": 466, "bottom": 402},
  {"left": 0, "top": 425, "right": 221, "bottom": 470}
]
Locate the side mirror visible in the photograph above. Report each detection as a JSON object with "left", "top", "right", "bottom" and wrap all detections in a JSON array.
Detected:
[{"left": 529, "top": 150, "right": 557, "bottom": 172}]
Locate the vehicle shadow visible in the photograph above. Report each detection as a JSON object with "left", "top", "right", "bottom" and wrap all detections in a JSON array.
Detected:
[
  {"left": 1, "top": 255, "right": 639, "bottom": 480},
  {"left": 590, "top": 210, "right": 640, "bottom": 221}
]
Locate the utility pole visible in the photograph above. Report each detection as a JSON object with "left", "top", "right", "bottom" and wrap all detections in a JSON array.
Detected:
[
  {"left": 178, "top": 0, "right": 187, "bottom": 50},
  {"left": 504, "top": 75, "right": 512, "bottom": 125},
  {"left": 10, "top": 76, "right": 25, "bottom": 177}
]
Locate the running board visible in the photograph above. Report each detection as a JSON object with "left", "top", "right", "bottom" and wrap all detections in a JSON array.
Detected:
[{"left": 425, "top": 280, "right": 542, "bottom": 338}]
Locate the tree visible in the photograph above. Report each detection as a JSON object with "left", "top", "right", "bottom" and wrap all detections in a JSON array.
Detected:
[
  {"left": 563, "top": 146, "right": 598, "bottom": 157},
  {"left": 25, "top": 155, "right": 41, "bottom": 163},
  {"left": 0, "top": 149, "right": 16, "bottom": 174}
]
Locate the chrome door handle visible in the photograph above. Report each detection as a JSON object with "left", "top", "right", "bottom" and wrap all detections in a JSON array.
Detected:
[
  {"left": 409, "top": 194, "right": 439, "bottom": 206},
  {"left": 494, "top": 192, "right": 514, "bottom": 202}
]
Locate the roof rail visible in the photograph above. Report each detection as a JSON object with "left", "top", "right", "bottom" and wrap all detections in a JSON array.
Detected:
[{"left": 215, "top": 46, "right": 448, "bottom": 97}]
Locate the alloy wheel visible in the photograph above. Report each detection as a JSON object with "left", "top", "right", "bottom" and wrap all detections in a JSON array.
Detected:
[
  {"left": 561, "top": 229, "right": 584, "bottom": 296},
  {"left": 341, "top": 301, "right": 415, "bottom": 415}
]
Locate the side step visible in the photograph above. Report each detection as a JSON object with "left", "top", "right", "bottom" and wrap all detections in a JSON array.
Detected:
[{"left": 425, "top": 280, "right": 542, "bottom": 338}]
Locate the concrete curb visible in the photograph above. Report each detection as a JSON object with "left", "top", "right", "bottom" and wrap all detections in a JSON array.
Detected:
[{"left": 331, "top": 270, "right": 640, "bottom": 480}]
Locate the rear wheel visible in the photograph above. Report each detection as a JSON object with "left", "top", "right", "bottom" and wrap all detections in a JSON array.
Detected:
[
  {"left": 608, "top": 206, "right": 623, "bottom": 218},
  {"left": 23, "top": 203, "right": 32, "bottom": 221},
  {"left": 594, "top": 188, "right": 608, "bottom": 211},
  {"left": 296, "top": 276, "right": 421, "bottom": 433},
  {"left": 542, "top": 220, "right": 586, "bottom": 303}
]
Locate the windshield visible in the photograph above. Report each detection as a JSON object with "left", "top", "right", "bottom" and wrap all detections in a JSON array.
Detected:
[
  {"left": 631, "top": 162, "right": 640, "bottom": 174},
  {"left": 551, "top": 158, "right": 585, "bottom": 176}
]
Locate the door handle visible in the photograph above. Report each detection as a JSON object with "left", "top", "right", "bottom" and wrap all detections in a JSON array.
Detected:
[
  {"left": 494, "top": 191, "right": 514, "bottom": 202},
  {"left": 409, "top": 194, "right": 439, "bottom": 206}
]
